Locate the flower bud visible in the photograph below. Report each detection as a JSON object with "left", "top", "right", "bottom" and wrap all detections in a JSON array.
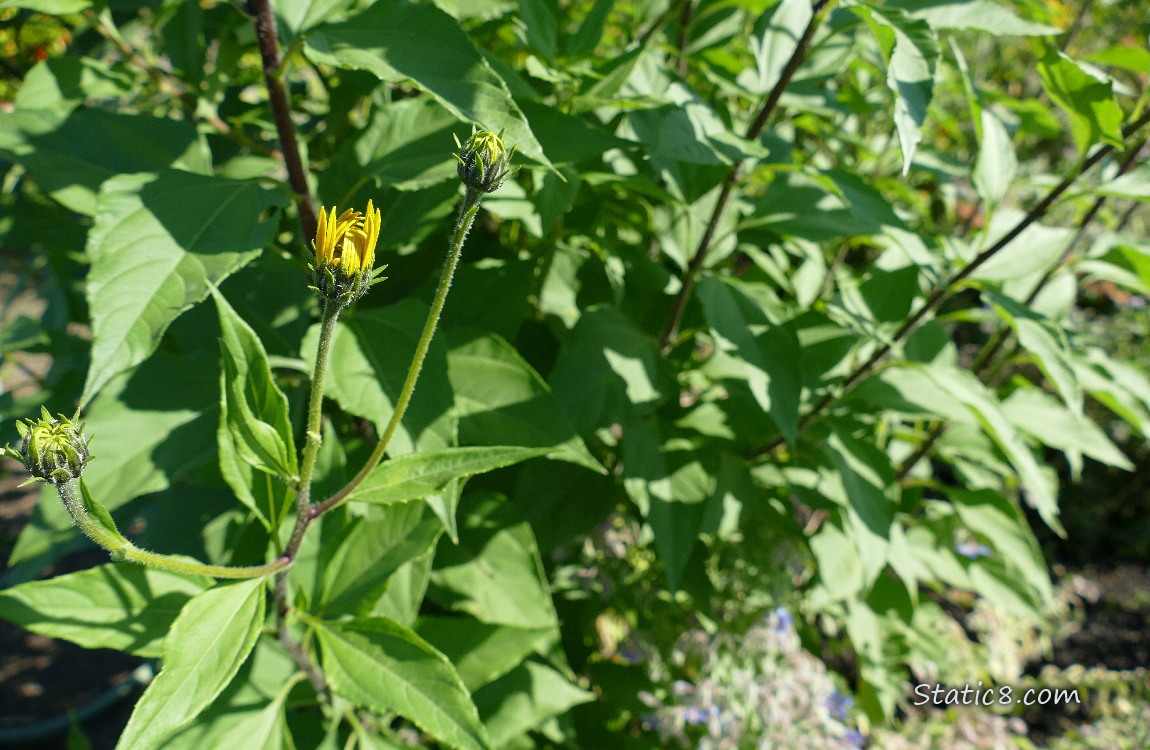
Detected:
[
  {"left": 454, "top": 128, "right": 516, "bottom": 194},
  {"left": 310, "top": 200, "right": 386, "bottom": 305},
  {"left": 3, "top": 407, "right": 93, "bottom": 485}
]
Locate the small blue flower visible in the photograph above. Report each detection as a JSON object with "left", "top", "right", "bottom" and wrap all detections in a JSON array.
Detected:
[
  {"left": 683, "top": 706, "right": 709, "bottom": 725},
  {"left": 826, "top": 689, "right": 853, "bottom": 720},
  {"left": 956, "top": 539, "right": 992, "bottom": 560},
  {"left": 843, "top": 728, "right": 866, "bottom": 748},
  {"left": 773, "top": 606, "right": 793, "bottom": 633}
]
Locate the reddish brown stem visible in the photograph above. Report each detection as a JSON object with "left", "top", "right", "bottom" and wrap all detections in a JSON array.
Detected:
[{"left": 248, "top": 0, "right": 317, "bottom": 242}]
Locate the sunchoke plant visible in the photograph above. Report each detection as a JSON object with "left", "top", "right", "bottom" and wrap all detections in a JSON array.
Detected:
[{"left": 0, "top": 0, "right": 1147, "bottom": 748}]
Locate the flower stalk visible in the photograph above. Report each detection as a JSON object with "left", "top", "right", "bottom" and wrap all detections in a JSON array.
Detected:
[{"left": 315, "top": 129, "right": 513, "bottom": 517}]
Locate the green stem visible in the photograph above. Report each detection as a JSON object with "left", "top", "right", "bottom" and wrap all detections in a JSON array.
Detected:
[
  {"left": 314, "top": 189, "right": 484, "bottom": 517},
  {"left": 120, "top": 546, "right": 289, "bottom": 579},
  {"left": 57, "top": 479, "right": 287, "bottom": 579},
  {"left": 281, "top": 299, "right": 341, "bottom": 560},
  {"left": 57, "top": 478, "right": 128, "bottom": 555}
]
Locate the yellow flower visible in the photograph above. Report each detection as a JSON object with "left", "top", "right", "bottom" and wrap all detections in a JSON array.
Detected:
[
  {"left": 314, "top": 200, "right": 381, "bottom": 277},
  {"left": 310, "top": 200, "right": 385, "bottom": 305}
]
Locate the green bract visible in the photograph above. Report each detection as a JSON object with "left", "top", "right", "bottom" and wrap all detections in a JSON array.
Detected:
[
  {"left": 454, "top": 128, "right": 516, "bottom": 194},
  {"left": 4, "top": 408, "right": 92, "bottom": 485}
]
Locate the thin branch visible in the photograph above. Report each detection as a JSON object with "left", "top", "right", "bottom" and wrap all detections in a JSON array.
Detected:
[
  {"left": 278, "top": 627, "right": 328, "bottom": 698},
  {"left": 247, "top": 0, "right": 317, "bottom": 242},
  {"left": 659, "top": 0, "right": 834, "bottom": 352},
  {"left": 635, "top": 0, "right": 690, "bottom": 50},
  {"left": 752, "top": 109, "right": 1150, "bottom": 458},
  {"left": 676, "top": 1, "right": 694, "bottom": 77},
  {"left": 1060, "top": 0, "right": 1094, "bottom": 52}
]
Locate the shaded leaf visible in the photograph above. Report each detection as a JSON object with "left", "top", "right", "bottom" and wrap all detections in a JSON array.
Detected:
[
  {"left": 304, "top": 0, "right": 548, "bottom": 166},
  {"left": 310, "top": 615, "right": 492, "bottom": 750},
  {"left": 83, "top": 171, "right": 285, "bottom": 404},
  {"left": 0, "top": 564, "right": 209, "bottom": 657},
  {"left": 115, "top": 578, "right": 266, "bottom": 750}
]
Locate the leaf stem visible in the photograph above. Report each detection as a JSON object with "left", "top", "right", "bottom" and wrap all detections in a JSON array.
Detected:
[
  {"left": 659, "top": 0, "right": 835, "bottom": 352},
  {"left": 56, "top": 479, "right": 287, "bottom": 579},
  {"left": 119, "top": 546, "right": 289, "bottom": 579},
  {"left": 313, "top": 189, "right": 484, "bottom": 518},
  {"left": 247, "top": 0, "right": 317, "bottom": 241}
]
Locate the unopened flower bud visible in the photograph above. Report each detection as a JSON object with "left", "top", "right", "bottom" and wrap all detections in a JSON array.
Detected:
[
  {"left": 310, "top": 200, "right": 386, "bottom": 305},
  {"left": 3, "top": 407, "right": 93, "bottom": 485},
  {"left": 454, "top": 128, "right": 516, "bottom": 194}
]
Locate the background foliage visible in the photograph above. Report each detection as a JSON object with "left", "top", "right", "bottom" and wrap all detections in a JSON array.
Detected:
[{"left": 2, "top": 0, "right": 1149, "bottom": 748}]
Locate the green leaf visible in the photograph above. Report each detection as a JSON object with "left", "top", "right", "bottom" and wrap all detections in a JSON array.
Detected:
[
  {"left": 548, "top": 306, "right": 671, "bottom": 433},
  {"left": 517, "top": 0, "right": 558, "bottom": 62},
  {"left": 372, "top": 552, "right": 435, "bottom": 627},
  {"left": 972, "top": 108, "right": 1016, "bottom": 210},
  {"left": 858, "top": 5, "right": 939, "bottom": 174},
  {"left": 746, "top": 0, "right": 813, "bottom": 96},
  {"left": 0, "top": 109, "right": 210, "bottom": 215},
  {"left": 115, "top": 578, "right": 267, "bottom": 750},
  {"left": 428, "top": 494, "right": 558, "bottom": 631},
  {"left": 311, "top": 503, "right": 443, "bottom": 617},
  {"left": 304, "top": 0, "right": 548, "bottom": 167},
  {"left": 327, "top": 97, "right": 461, "bottom": 195},
  {"left": 903, "top": 0, "right": 1061, "bottom": 36},
  {"left": 1086, "top": 43, "right": 1150, "bottom": 76},
  {"left": 985, "top": 291, "right": 1082, "bottom": 415},
  {"left": 1003, "top": 387, "right": 1133, "bottom": 472},
  {"left": 473, "top": 661, "right": 593, "bottom": 745},
  {"left": 1037, "top": 47, "right": 1124, "bottom": 155},
  {"left": 161, "top": 641, "right": 297, "bottom": 750},
  {"left": 14, "top": 57, "right": 129, "bottom": 112},
  {"left": 809, "top": 517, "right": 866, "bottom": 602},
  {"left": 948, "top": 489, "right": 1054, "bottom": 610},
  {"left": 919, "top": 365, "right": 1063, "bottom": 535},
  {"left": 628, "top": 90, "right": 767, "bottom": 167},
  {"left": 418, "top": 617, "right": 552, "bottom": 691},
  {"left": 568, "top": 0, "right": 612, "bottom": 57},
  {"left": 273, "top": 0, "right": 353, "bottom": 32},
  {"left": 696, "top": 275, "right": 802, "bottom": 444},
  {"left": 968, "top": 210, "right": 1072, "bottom": 282},
  {"left": 82, "top": 171, "right": 286, "bottom": 404},
  {"left": 347, "top": 446, "right": 548, "bottom": 509},
  {"left": 0, "top": 0, "right": 89, "bottom": 11},
  {"left": 517, "top": 100, "right": 633, "bottom": 165},
  {"left": 446, "top": 331, "right": 603, "bottom": 471},
  {"left": 621, "top": 419, "right": 720, "bottom": 590},
  {"left": 0, "top": 564, "right": 209, "bottom": 657},
  {"left": 309, "top": 615, "right": 492, "bottom": 750},
  {"left": 825, "top": 431, "right": 896, "bottom": 587},
  {"left": 1089, "top": 164, "right": 1150, "bottom": 201},
  {"left": 214, "top": 290, "right": 297, "bottom": 489},
  {"left": 306, "top": 301, "right": 456, "bottom": 455}
]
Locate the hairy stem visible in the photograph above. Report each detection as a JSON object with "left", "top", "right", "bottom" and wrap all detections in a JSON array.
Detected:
[
  {"left": 121, "top": 546, "right": 289, "bottom": 579},
  {"left": 314, "top": 190, "right": 484, "bottom": 517},
  {"left": 275, "top": 300, "right": 340, "bottom": 621},
  {"left": 283, "top": 300, "right": 341, "bottom": 560},
  {"left": 659, "top": 0, "right": 834, "bottom": 352},
  {"left": 57, "top": 479, "right": 288, "bottom": 579},
  {"left": 248, "top": 0, "right": 317, "bottom": 241}
]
